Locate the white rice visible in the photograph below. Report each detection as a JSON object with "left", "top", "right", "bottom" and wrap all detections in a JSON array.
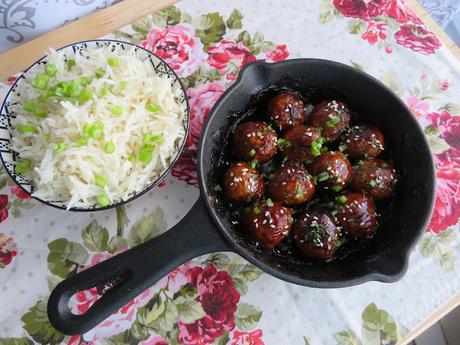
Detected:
[{"left": 10, "top": 46, "right": 186, "bottom": 209}]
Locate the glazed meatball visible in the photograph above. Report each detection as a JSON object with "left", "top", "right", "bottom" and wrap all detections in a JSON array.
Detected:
[
  {"left": 336, "top": 192, "right": 377, "bottom": 238},
  {"left": 279, "top": 125, "right": 322, "bottom": 163},
  {"left": 245, "top": 200, "right": 293, "bottom": 249},
  {"left": 350, "top": 159, "right": 397, "bottom": 200},
  {"left": 310, "top": 151, "right": 352, "bottom": 191},
  {"left": 268, "top": 162, "right": 316, "bottom": 205},
  {"left": 293, "top": 209, "right": 341, "bottom": 260},
  {"left": 310, "top": 100, "right": 351, "bottom": 141},
  {"left": 233, "top": 121, "right": 277, "bottom": 163},
  {"left": 223, "top": 162, "right": 264, "bottom": 203},
  {"left": 343, "top": 124, "right": 384, "bottom": 159},
  {"left": 267, "top": 92, "right": 307, "bottom": 130}
]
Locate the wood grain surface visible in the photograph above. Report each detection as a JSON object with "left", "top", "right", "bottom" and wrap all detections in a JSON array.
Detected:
[{"left": 0, "top": 0, "right": 178, "bottom": 81}]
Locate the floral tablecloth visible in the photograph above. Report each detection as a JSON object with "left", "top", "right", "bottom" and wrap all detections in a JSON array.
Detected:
[{"left": 1, "top": 1, "right": 460, "bottom": 344}]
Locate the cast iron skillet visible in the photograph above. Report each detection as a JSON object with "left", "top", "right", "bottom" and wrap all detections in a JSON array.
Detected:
[{"left": 48, "top": 59, "right": 436, "bottom": 335}]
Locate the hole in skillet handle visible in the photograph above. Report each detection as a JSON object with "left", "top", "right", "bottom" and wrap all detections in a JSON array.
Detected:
[{"left": 47, "top": 198, "right": 233, "bottom": 335}]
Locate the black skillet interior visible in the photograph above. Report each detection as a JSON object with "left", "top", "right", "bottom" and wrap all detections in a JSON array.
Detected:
[{"left": 199, "top": 59, "right": 436, "bottom": 287}]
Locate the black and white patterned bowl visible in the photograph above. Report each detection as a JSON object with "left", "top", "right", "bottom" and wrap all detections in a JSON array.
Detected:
[{"left": 0, "top": 39, "right": 190, "bottom": 211}]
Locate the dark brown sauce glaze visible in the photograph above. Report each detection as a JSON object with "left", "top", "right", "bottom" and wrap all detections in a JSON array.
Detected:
[{"left": 208, "top": 85, "right": 402, "bottom": 264}]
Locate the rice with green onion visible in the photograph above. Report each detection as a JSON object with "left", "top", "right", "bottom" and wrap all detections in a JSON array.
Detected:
[{"left": 10, "top": 46, "right": 186, "bottom": 209}]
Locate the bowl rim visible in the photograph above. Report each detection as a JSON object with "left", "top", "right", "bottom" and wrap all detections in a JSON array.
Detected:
[{"left": 0, "top": 38, "right": 190, "bottom": 212}]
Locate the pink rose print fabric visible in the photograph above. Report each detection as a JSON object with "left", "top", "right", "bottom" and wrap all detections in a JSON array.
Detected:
[
  {"left": 406, "top": 96, "right": 430, "bottom": 118},
  {"left": 140, "top": 24, "right": 207, "bottom": 77},
  {"left": 0, "top": 232, "right": 17, "bottom": 268},
  {"left": 266, "top": 45, "right": 289, "bottom": 62},
  {"left": 3, "top": 2, "right": 460, "bottom": 345},
  {"left": 0, "top": 194, "right": 8, "bottom": 223},
  {"left": 185, "top": 81, "right": 226, "bottom": 148},
  {"left": 326, "top": 0, "right": 441, "bottom": 55},
  {"left": 178, "top": 265, "right": 240, "bottom": 344},
  {"left": 139, "top": 335, "right": 168, "bottom": 345},
  {"left": 11, "top": 186, "right": 31, "bottom": 200},
  {"left": 427, "top": 168, "right": 460, "bottom": 234},
  {"left": 231, "top": 329, "right": 265, "bottom": 345},
  {"left": 394, "top": 24, "right": 441, "bottom": 55},
  {"left": 207, "top": 40, "right": 256, "bottom": 79},
  {"left": 361, "top": 22, "right": 389, "bottom": 45}
]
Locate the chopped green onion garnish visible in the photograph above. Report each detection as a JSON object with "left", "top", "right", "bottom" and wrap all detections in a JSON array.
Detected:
[
  {"left": 90, "top": 121, "right": 104, "bottom": 140},
  {"left": 317, "top": 171, "right": 330, "bottom": 182},
  {"left": 256, "top": 131, "right": 263, "bottom": 138},
  {"left": 317, "top": 136, "right": 326, "bottom": 144},
  {"left": 54, "top": 87, "right": 64, "bottom": 97},
  {"left": 295, "top": 187, "right": 304, "bottom": 198},
  {"left": 23, "top": 102, "right": 47, "bottom": 118},
  {"left": 143, "top": 134, "right": 164, "bottom": 145},
  {"left": 97, "top": 194, "right": 110, "bottom": 207},
  {"left": 23, "top": 102, "right": 36, "bottom": 112},
  {"left": 336, "top": 195, "right": 348, "bottom": 204},
  {"left": 100, "top": 86, "right": 109, "bottom": 97},
  {"left": 331, "top": 185, "right": 342, "bottom": 192},
  {"left": 331, "top": 209, "right": 338, "bottom": 216},
  {"left": 326, "top": 116, "right": 341, "bottom": 128},
  {"left": 357, "top": 160, "right": 365, "bottom": 167},
  {"left": 82, "top": 123, "right": 92, "bottom": 138},
  {"left": 95, "top": 175, "right": 107, "bottom": 188},
  {"left": 45, "top": 63, "right": 58, "bottom": 76},
  {"left": 119, "top": 81, "right": 127, "bottom": 90},
  {"left": 249, "top": 149, "right": 256, "bottom": 157},
  {"left": 38, "top": 90, "right": 54, "bottom": 101},
  {"left": 108, "top": 57, "right": 120, "bottom": 67},
  {"left": 213, "top": 184, "right": 222, "bottom": 192},
  {"left": 74, "top": 137, "right": 87, "bottom": 147},
  {"left": 14, "top": 158, "right": 31, "bottom": 174},
  {"left": 277, "top": 138, "right": 292, "bottom": 149},
  {"left": 146, "top": 103, "right": 160, "bottom": 112},
  {"left": 338, "top": 144, "right": 347, "bottom": 152},
  {"left": 111, "top": 105, "right": 123, "bottom": 117},
  {"left": 142, "top": 144, "right": 154, "bottom": 152},
  {"left": 253, "top": 206, "right": 261, "bottom": 214},
  {"left": 17, "top": 124, "right": 37, "bottom": 133},
  {"left": 79, "top": 88, "right": 93, "bottom": 103},
  {"left": 95, "top": 67, "right": 106, "bottom": 78},
  {"left": 91, "top": 129, "right": 103, "bottom": 140},
  {"left": 138, "top": 146, "right": 153, "bottom": 164},
  {"left": 381, "top": 162, "right": 388, "bottom": 168},
  {"left": 31, "top": 74, "right": 49, "bottom": 90},
  {"left": 54, "top": 143, "right": 66, "bottom": 153},
  {"left": 304, "top": 159, "right": 312, "bottom": 165},
  {"left": 69, "top": 80, "right": 80, "bottom": 98},
  {"left": 250, "top": 159, "right": 258, "bottom": 168},
  {"left": 369, "top": 180, "right": 378, "bottom": 188},
  {"left": 266, "top": 198, "right": 274, "bottom": 207},
  {"left": 311, "top": 140, "right": 321, "bottom": 157},
  {"left": 67, "top": 59, "right": 76, "bottom": 71},
  {"left": 79, "top": 76, "right": 92, "bottom": 86},
  {"left": 104, "top": 141, "right": 115, "bottom": 154},
  {"left": 321, "top": 146, "right": 328, "bottom": 153}
]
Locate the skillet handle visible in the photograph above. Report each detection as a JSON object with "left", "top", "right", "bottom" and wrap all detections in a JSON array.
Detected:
[{"left": 47, "top": 197, "right": 232, "bottom": 335}]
